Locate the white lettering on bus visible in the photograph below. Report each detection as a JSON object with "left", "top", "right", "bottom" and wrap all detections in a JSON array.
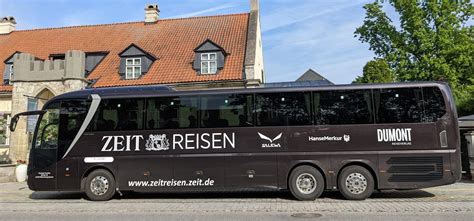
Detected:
[
  {"left": 101, "top": 135, "right": 143, "bottom": 152},
  {"left": 102, "top": 133, "right": 235, "bottom": 152},
  {"left": 212, "top": 133, "right": 222, "bottom": 149},
  {"left": 132, "top": 135, "right": 143, "bottom": 151},
  {"left": 201, "top": 133, "right": 210, "bottom": 149},
  {"left": 172, "top": 132, "right": 235, "bottom": 150},
  {"left": 113, "top": 136, "right": 125, "bottom": 151},
  {"left": 173, "top": 134, "right": 184, "bottom": 150},
  {"left": 185, "top": 134, "right": 194, "bottom": 150},
  {"left": 101, "top": 136, "right": 113, "bottom": 152},
  {"left": 223, "top": 133, "right": 235, "bottom": 149},
  {"left": 377, "top": 128, "right": 412, "bottom": 143}
]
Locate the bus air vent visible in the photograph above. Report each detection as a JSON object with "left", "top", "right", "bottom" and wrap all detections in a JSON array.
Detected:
[{"left": 387, "top": 157, "right": 443, "bottom": 182}]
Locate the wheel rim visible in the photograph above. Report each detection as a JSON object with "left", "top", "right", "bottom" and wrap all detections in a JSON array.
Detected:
[
  {"left": 90, "top": 176, "right": 109, "bottom": 196},
  {"left": 296, "top": 173, "right": 317, "bottom": 194},
  {"left": 345, "top": 172, "right": 367, "bottom": 195}
]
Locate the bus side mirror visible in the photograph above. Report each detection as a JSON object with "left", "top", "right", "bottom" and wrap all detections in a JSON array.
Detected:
[
  {"left": 9, "top": 110, "right": 46, "bottom": 132},
  {"left": 10, "top": 115, "right": 19, "bottom": 132}
]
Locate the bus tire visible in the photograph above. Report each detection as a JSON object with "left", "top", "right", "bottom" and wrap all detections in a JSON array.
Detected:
[
  {"left": 289, "top": 165, "right": 324, "bottom": 201},
  {"left": 338, "top": 165, "right": 374, "bottom": 200},
  {"left": 85, "top": 169, "right": 116, "bottom": 201}
]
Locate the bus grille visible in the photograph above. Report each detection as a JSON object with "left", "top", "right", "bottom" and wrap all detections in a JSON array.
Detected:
[{"left": 387, "top": 157, "right": 443, "bottom": 182}]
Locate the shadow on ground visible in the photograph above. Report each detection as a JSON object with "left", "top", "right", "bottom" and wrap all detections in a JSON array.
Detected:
[{"left": 29, "top": 189, "right": 435, "bottom": 201}]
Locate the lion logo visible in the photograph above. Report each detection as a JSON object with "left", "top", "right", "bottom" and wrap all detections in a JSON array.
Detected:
[{"left": 145, "top": 134, "right": 170, "bottom": 151}]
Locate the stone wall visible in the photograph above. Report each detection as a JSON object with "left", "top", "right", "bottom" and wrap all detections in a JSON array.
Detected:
[
  {"left": 0, "top": 96, "right": 12, "bottom": 112},
  {"left": 13, "top": 50, "right": 85, "bottom": 82},
  {"left": 8, "top": 51, "right": 88, "bottom": 162}
]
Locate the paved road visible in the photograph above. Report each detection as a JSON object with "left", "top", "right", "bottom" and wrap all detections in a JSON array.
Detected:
[{"left": 0, "top": 181, "right": 473, "bottom": 220}]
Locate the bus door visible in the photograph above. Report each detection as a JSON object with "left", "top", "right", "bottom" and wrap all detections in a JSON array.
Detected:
[
  {"left": 56, "top": 100, "right": 90, "bottom": 190},
  {"left": 27, "top": 102, "right": 60, "bottom": 190}
]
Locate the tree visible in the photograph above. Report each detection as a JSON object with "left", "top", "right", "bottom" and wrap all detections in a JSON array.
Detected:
[
  {"left": 354, "top": 0, "right": 474, "bottom": 115},
  {"left": 353, "top": 59, "right": 395, "bottom": 83}
]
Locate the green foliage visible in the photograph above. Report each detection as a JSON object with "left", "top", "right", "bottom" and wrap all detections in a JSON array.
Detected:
[
  {"left": 353, "top": 59, "right": 395, "bottom": 83},
  {"left": 355, "top": 0, "right": 474, "bottom": 115}
]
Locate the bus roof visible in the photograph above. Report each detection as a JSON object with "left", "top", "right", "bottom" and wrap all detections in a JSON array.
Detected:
[{"left": 51, "top": 81, "right": 449, "bottom": 101}]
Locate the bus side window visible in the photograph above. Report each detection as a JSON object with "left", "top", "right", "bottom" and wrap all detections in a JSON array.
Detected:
[
  {"left": 374, "top": 88, "right": 423, "bottom": 123},
  {"left": 200, "top": 94, "right": 253, "bottom": 128},
  {"left": 255, "top": 92, "right": 311, "bottom": 126},
  {"left": 314, "top": 90, "right": 374, "bottom": 125},
  {"left": 422, "top": 87, "right": 446, "bottom": 122},
  {"left": 146, "top": 96, "right": 198, "bottom": 129},
  {"left": 88, "top": 98, "right": 144, "bottom": 131},
  {"left": 58, "top": 100, "right": 90, "bottom": 157}
]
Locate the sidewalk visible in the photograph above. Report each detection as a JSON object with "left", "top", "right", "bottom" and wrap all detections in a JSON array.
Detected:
[{"left": 0, "top": 182, "right": 473, "bottom": 214}]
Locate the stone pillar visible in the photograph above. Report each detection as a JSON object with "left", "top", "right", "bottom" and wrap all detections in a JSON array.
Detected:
[
  {"left": 465, "top": 132, "right": 474, "bottom": 180},
  {"left": 65, "top": 50, "right": 86, "bottom": 78}
]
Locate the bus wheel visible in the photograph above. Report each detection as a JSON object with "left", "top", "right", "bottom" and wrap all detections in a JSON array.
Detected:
[
  {"left": 85, "top": 169, "right": 116, "bottom": 201},
  {"left": 338, "top": 166, "right": 374, "bottom": 200},
  {"left": 289, "top": 165, "right": 324, "bottom": 201}
]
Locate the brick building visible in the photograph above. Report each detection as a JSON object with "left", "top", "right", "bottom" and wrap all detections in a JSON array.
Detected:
[{"left": 0, "top": 0, "right": 264, "bottom": 163}]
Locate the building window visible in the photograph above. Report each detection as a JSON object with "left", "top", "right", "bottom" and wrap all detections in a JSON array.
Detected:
[
  {"left": 201, "top": 53, "right": 217, "bottom": 74},
  {"left": 0, "top": 113, "right": 11, "bottom": 146},
  {"left": 125, "top": 58, "right": 141, "bottom": 79},
  {"left": 8, "top": 65, "right": 13, "bottom": 85}
]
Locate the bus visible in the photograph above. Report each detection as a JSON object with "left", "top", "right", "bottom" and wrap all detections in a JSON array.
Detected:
[{"left": 10, "top": 82, "right": 461, "bottom": 201}]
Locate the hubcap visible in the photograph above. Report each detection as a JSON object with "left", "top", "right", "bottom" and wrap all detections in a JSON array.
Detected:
[
  {"left": 90, "top": 176, "right": 109, "bottom": 196},
  {"left": 296, "top": 173, "right": 317, "bottom": 194},
  {"left": 345, "top": 172, "right": 367, "bottom": 194}
]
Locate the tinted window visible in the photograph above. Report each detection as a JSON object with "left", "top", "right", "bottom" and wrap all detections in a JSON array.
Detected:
[
  {"left": 89, "top": 98, "right": 144, "bottom": 131},
  {"left": 58, "top": 100, "right": 90, "bottom": 158},
  {"left": 374, "top": 88, "right": 423, "bottom": 123},
  {"left": 200, "top": 94, "right": 253, "bottom": 128},
  {"left": 255, "top": 92, "right": 311, "bottom": 126},
  {"left": 315, "top": 90, "right": 373, "bottom": 125},
  {"left": 34, "top": 102, "right": 60, "bottom": 149},
  {"left": 423, "top": 87, "right": 446, "bottom": 122},
  {"left": 146, "top": 96, "right": 198, "bottom": 129}
]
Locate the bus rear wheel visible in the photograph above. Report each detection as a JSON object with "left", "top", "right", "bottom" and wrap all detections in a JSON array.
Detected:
[
  {"left": 338, "top": 165, "right": 374, "bottom": 200},
  {"left": 85, "top": 169, "right": 116, "bottom": 201},
  {"left": 289, "top": 165, "right": 324, "bottom": 201}
]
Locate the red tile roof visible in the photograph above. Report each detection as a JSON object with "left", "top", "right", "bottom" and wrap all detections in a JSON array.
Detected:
[
  {"left": 0, "top": 85, "right": 12, "bottom": 92},
  {"left": 0, "top": 13, "right": 249, "bottom": 91}
]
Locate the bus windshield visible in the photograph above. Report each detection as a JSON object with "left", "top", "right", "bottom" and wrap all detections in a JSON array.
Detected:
[{"left": 34, "top": 103, "right": 60, "bottom": 150}]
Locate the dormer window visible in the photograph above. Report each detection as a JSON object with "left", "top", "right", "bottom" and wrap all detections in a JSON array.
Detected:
[
  {"left": 7, "top": 65, "right": 13, "bottom": 85},
  {"left": 125, "top": 58, "right": 142, "bottom": 79},
  {"left": 118, "top": 44, "right": 157, "bottom": 80},
  {"left": 201, "top": 53, "right": 217, "bottom": 74},
  {"left": 3, "top": 51, "right": 20, "bottom": 85},
  {"left": 193, "top": 39, "right": 227, "bottom": 75}
]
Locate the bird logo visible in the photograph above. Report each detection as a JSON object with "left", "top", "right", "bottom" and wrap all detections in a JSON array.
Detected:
[{"left": 258, "top": 132, "right": 282, "bottom": 143}]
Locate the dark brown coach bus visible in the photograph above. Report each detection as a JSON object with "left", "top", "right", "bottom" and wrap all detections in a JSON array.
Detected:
[{"left": 10, "top": 82, "right": 461, "bottom": 201}]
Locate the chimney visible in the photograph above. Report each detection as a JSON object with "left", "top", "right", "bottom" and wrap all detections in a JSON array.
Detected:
[
  {"left": 0, "top": 16, "right": 16, "bottom": 34},
  {"left": 250, "top": 0, "right": 259, "bottom": 12},
  {"left": 145, "top": 4, "right": 159, "bottom": 23}
]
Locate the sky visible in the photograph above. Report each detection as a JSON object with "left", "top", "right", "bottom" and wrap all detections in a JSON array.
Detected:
[{"left": 0, "top": 0, "right": 394, "bottom": 84}]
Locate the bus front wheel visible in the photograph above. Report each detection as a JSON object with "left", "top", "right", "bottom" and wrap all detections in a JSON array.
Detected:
[
  {"left": 338, "top": 165, "right": 374, "bottom": 200},
  {"left": 85, "top": 169, "right": 116, "bottom": 201},
  {"left": 289, "top": 165, "right": 324, "bottom": 201}
]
